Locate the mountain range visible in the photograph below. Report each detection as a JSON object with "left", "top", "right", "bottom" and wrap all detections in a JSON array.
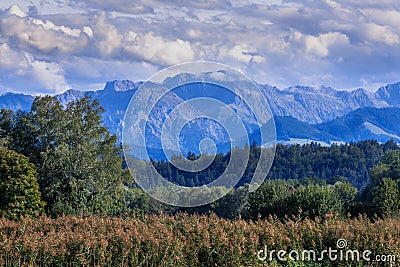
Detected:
[{"left": 1, "top": 79, "right": 400, "bottom": 156}]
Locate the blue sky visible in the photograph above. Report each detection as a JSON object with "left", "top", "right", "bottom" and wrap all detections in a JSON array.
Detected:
[{"left": 0, "top": 0, "right": 399, "bottom": 94}]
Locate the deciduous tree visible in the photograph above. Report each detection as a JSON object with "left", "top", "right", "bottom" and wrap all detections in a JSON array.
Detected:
[{"left": 0, "top": 148, "right": 45, "bottom": 219}]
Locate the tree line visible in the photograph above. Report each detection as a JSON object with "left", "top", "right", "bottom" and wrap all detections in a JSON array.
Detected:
[
  {"left": 153, "top": 139, "right": 398, "bottom": 190},
  {"left": 0, "top": 96, "right": 399, "bottom": 220}
]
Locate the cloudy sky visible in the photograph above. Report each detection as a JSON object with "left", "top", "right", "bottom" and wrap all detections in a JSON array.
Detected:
[{"left": 0, "top": 0, "right": 399, "bottom": 94}]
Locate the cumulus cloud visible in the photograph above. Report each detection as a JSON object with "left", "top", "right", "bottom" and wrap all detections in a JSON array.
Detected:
[
  {"left": 220, "top": 44, "right": 265, "bottom": 63},
  {"left": 92, "top": 12, "right": 122, "bottom": 56},
  {"left": 363, "top": 23, "right": 399, "bottom": 46},
  {"left": 303, "top": 32, "right": 350, "bottom": 57},
  {"left": 0, "top": 0, "right": 399, "bottom": 94},
  {"left": 0, "top": 43, "right": 30, "bottom": 70},
  {"left": 5, "top": 4, "right": 26, "bottom": 17},
  {"left": 0, "top": 12, "right": 90, "bottom": 55},
  {"left": 124, "top": 32, "right": 195, "bottom": 65},
  {"left": 0, "top": 43, "right": 70, "bottom": 93},
  {"left": 29, "top": 57, "right": 70, "bottom": 93}
]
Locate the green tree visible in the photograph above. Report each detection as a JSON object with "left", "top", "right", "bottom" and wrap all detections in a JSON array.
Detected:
[
  {"left": 215, "top": 186, "right": 249, "bottom": 219},
  {"left": 333, "top": 181, "right": 358, "bottom": 207},
  {"left": 371, "top": 150, "right": 400, "bottom": 184},
  {"left": 43, "top": 96, "right": 131, "bottom": 216},
  {"left": 361, "top": 150, "right": 400, "bottom": 217},
  {"left": 0, "top": 109, "right": 14, "bottom": 144},
  {"left": 1, "top": 108, "right": 42, "bottom": 165},
  {"left": 247, "top": 180, "right": 291, "bottom": 219},
  {"left": 0, "top": 148, "right": 45, "bottom": 219},
  {"left": 372, "top": 178, "right": 399, "bottom": 217},
  {"left": 4, "top": 96, "right": 131, "bottom": 216},
  {"left": 285, "top": 184, "right": 344, "bottom": 218}
]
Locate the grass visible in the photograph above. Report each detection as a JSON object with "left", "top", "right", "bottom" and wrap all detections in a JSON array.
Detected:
[{"left": 0, "top": 213, "right": 399, "bottom": 266}]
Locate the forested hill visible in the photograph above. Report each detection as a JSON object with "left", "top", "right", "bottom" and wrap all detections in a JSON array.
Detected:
[{"left": 153, "top": 139, "right": 399, "bottom": 190}]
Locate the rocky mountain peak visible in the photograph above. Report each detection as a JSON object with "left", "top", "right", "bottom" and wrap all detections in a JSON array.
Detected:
[
  {"left": 103, "top": 80, "right": 143, "bottom": 92},
  {"left": 375, "top": 82, "right": 400, "bottom": 106}
]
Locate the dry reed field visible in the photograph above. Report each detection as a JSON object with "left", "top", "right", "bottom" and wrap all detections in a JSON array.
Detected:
[{"left": 0, "top": 213, "right": 399, "bottom": 266}]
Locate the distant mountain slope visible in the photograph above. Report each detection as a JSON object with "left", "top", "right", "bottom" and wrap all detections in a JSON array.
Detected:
[
  {"left": 95, "top": 79, "right": 398, "bottom": 140},
  {"left": 259, "top": 85, "right": 387, "bottom": 124},
  {"left": 1, "top": 78, "right": 400, "bottom": 153},
  {"left": 274, "top": 116, "right": 336, "bottom": 143},
  {"left": 374, "top": 82, "right": 400, "bottom": 106},
  {"left": 272, "top": 107, "right": 400, "bottom": 145},
  {"left": 317, "top": 107, "right": 400, "bottom": 143},
  {"left": 0, "top": 93, "right": 34, "bottom": 111}
]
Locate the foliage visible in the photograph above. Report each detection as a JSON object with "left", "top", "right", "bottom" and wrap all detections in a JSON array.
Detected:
[
  {"left": 0, "top": 148, "right": 44, "bottom": 219},
  {"left": 370, "top": 150, "right": 400, "bottom": 184},
  {"left": 153, "top": 140, "right": 398, "bottom": 190},
  {"left": 372, "top": 178, "right": 399, "bottom": 217},
  {"left": 362, "top": 150, "right": 400, "bottom": 217},
  {"left": 1, "top": 96, "right": 130, "bottom": 216},
  {"left": 333, "top": 181, "right": 358, "bottom": 209},
  {"left": 246, "top": 179, "right": 357, "bottom": 220}
]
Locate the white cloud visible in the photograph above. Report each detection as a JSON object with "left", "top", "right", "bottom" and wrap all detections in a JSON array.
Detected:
[
  {"left": 124, "top": 32, "right": 195, "bottom": 65},
  {"left": 82, "top": 26, "right": 93, "bottom": 37},
  {"left": 30, "top": 18, "right": 81, "bottom": 37},
  {"left": 324, "top": 0, "right": 340, "bottom": 8},
  {"left": 0, "top": 43, "right": 29, "bottom": 70},
  {"left": 5, "top": 4, "right": 26, "bottom": 17},
  {"left": 187, "top": 29, "right": 202, "bottom": 39},
  {"left": 29, "top": 57, "right": 70, "bottom": 93},
  {"left": 0, "top": 43, "right": 70, "bottom": 93},
  {"left": 0, "top": 1, "right": 399, "bottom": 94},
  {"left": 363, "top": 23, "right": 399, "bottom": 46},
  {"left": 304, "top": 32, "right": 350, "bottom": 57},
  {"left": 360, "top": 9, "right": 400, "bottom": 28},
  {"left": 0, "top": 14, "right": 90, "bottom": 54},
  {"left": 92, "top": 12, "right": 122, "bottom": 56},
  {"left": 220, "top": 44, "right": 265, "bottom": 63}
]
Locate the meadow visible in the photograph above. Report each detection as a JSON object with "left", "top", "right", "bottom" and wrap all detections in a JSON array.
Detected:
[{"left": 0, "top": 213, "right": 399, "bottom": 266}]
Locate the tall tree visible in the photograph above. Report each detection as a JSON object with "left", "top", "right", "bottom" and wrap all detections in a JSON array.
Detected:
[
  {"left": 370, "top": 150, "right": 400, "bottom": 184},
  {"left": 4, "top": 96, "right": 130, "bottom": 216},
  {"left": 0, "top": 148, "right": 45, "bottom": 219},
  {"left": 372, "top": 178, "right": 399, "bottom": 217}
]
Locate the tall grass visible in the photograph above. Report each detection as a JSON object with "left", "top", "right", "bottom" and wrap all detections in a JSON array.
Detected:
[{"left": 0, "top": 213, "right": 399, "bottom": 266}]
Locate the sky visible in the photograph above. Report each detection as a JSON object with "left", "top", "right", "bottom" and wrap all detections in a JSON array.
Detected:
[{"left": 0, "top": 0, "right": 399, "bottom": 95}]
